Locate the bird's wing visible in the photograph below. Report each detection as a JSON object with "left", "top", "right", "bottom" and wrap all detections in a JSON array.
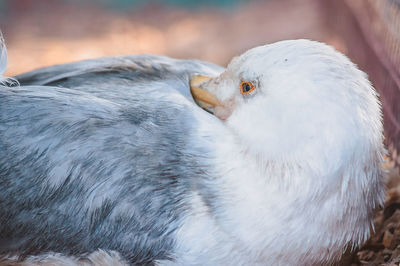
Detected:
[
  {"left": 0, "top": 83, "right": 208, "bottom": 263},
  {"left": 0, "top": 56, "right": 221, "bottom": 263},
  {"left": 15, "top": 55, "right": 224, "bottom": 100}
]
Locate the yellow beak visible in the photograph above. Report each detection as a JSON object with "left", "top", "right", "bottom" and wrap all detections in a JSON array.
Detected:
[{"left": 190, "top": 75, "right": 221, "bottom": 111}]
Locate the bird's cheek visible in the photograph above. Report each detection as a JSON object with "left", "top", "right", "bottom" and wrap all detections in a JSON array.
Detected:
[{"left": 214, "top": 98, "right": 235, "bottom": 121}]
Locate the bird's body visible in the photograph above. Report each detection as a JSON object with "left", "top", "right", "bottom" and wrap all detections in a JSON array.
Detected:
[
  {"left": 0, "top": 40, "right": 385, "bottom": 265},
  {"left": 0, "top": 55, "right": 225, "bottom": 265}
]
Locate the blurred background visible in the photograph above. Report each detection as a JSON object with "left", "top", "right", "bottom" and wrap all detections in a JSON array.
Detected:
[
  {"left": 1, "top": 0, "right": 400, "bottom": 264},
  {"left": 1, "top": 0, "right": 333, "bottom": 75}
]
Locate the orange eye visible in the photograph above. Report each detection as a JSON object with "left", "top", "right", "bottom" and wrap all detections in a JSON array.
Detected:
[{"left": 240, "top": 81, "right": 255, "bottom": 95}]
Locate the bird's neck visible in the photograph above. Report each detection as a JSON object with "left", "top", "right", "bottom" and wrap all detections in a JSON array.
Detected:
[{"left": 201, "top": 127, "right": 380, "bottom": 264}]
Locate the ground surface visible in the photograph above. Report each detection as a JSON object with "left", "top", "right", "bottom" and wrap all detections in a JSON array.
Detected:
[{"left": 344, "top": 163, "right": 400, "bottom": 265}]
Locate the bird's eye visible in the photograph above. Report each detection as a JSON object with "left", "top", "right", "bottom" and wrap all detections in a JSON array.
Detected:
[{"left": 240, "top": 81, "right": 255, "bottom": 95}]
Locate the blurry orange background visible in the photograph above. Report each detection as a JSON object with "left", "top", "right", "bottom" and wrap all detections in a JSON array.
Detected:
[{"left": 1, "top": 0, "right": 339, "bottom": 76}]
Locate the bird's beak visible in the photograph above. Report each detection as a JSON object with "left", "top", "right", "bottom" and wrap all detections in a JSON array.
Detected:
[{"left": 190, "top": 74, "right": 221, "bottom": 114}]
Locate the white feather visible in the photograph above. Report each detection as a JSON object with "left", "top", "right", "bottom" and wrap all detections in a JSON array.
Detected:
[
  {"left": 0, "top": 32, "right": 17, "bottom": 86},
  {"left": 166, "top": 40, "right": 385, "bottom": 265},
  {"left": 0, "top": 32, "right": 7, "bottom": 79}
]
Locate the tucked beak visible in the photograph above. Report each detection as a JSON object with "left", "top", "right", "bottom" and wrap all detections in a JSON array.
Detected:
[{"left": 190, "top": 74, "right": 222, "bottom": 114}]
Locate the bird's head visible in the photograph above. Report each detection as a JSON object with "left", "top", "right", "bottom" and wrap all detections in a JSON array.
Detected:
[
  {"left": 190, "top": 40, "right": 385, "bottom": 260},
  {"left": 190, "top": 40, "right": 383, "bottom": 171}
]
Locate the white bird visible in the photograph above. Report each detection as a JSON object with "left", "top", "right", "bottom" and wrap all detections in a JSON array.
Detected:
[{"left": 0, "top": 39, "right": 385, "bottom": 265}]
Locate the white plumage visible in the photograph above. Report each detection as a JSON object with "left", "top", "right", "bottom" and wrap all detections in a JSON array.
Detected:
[
  {"left": 0, "top": 34, "right": 7, "bottom": 83},
  {"left": 173, "top": 39, "right": 385, "bottom": 265},
  {"left": 0, "top": 39, "right": 384, "bottom": 265}
]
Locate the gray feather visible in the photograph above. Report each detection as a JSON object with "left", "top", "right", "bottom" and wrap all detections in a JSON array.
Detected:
[{"left": 1, "top": 55, "right": 223, "bottom": 264}]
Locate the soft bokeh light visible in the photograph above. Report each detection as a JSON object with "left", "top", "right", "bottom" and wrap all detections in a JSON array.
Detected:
[{"left": 1, "top": 0, "right": 333, "bottom": 76}]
